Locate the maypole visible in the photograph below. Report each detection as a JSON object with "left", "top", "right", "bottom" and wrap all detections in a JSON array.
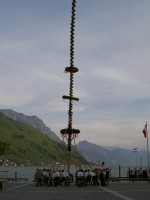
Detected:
[
  {"left": 60, "top": 0, "right": 80, "bottom": 172},
  {"left": 143, "top": 121, "right": 150, "bottom": 172}
]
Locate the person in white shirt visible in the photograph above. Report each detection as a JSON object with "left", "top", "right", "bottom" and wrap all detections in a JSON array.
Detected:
[
  {"left": 52, "top": 171, "right": 60, "bottom": 187},
  {"left": 76, "top": 170, "right": 84, "bottom": 187}
]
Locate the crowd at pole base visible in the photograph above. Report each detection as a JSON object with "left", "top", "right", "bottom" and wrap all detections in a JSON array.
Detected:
[{"left": 34, "top": 168, "right": 110, "bottom": 187}]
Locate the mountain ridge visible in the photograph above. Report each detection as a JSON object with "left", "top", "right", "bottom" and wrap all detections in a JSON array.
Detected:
[
  {"left": 0, "top": 110, "right": 86, "bottom": 166},
  {"left": 76, "top": 140, "right": 148, "bottom": 167},
  {"left": 0, "top": 109, "right": 61, "bottom": 143},
  {"left": 0, "top": 112, "right": 65, "bottom": 166},
  {"left": 0, "top": 109, "right": 148, "bottom": 167}
]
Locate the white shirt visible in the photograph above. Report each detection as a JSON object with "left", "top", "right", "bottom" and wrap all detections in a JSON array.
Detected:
[{"left": 77, "top": 171, "right": 83, "bottom": 177}]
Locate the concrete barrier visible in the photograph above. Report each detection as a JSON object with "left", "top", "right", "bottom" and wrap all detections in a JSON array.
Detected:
[{"left": 0, "top": 179, "right": 8, "bottom": 192}]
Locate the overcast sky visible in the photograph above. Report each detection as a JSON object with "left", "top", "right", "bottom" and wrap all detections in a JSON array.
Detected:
[{"left": 0, "top": 0, "right": 150, "bottom": 150}]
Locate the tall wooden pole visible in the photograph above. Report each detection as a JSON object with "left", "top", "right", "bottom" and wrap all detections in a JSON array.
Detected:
[
  {"left": 146, "top": 122, "right": 150, "bottom": 172},
  {"left": 60, "top": 0, "right": 80, "bottom": 172}
]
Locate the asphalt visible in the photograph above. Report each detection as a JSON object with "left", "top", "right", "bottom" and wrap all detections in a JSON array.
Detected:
[{"left": 0, "top": 181, "right": 150, "bottom": 200}]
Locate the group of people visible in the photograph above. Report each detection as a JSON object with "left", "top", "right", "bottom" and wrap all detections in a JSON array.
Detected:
[
  {"left": 34, "top": 168, "right": 110, "bottom": 187},
  {"left": 76, "top": 169, "right": 109, "bottom": 187},
  {"left": 34, "top": 169, "right": 73, "bottom": 187}
]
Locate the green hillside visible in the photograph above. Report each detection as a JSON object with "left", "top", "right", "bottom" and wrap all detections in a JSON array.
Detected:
[{"left": 0, "top": 113, "right": 65, "bottom": 166}]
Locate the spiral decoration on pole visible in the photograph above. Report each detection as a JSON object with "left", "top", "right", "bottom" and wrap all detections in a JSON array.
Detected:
[{"left": 60, "top": 0, "right": 80, "bottom": 153}]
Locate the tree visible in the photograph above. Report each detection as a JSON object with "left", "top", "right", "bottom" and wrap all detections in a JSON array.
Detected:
[{"left": 0, "top": 141, "right": 10, "bottom": 156}]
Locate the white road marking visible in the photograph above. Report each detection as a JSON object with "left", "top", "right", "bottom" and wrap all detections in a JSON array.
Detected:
[
  {"left": 100, "top": 187, "right": 135, "bottom": 200},
  {"left": 7, "top": 183, "right": 32, "bottom": 191}
]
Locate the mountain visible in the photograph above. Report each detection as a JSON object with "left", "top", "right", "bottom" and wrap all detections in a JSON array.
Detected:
[
  {"left": 0, "top": 109, "right": 61, "bottom": 143},
  {"left": 0, "top": 112, "right": 66, "bottom": 166},
  {"left": 1, "top": 109, "right": 147, "bottom": 167},
  {"left": 76, "top": 140, "right": 147, "bottom": 167},
  {"left": 0, "top": 110, "right": 86, "bottom": 166}
]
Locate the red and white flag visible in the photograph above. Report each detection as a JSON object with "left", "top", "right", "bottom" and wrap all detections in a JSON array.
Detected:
[{"left": 143, "top": 122, "right": 147, "bottom": 138}]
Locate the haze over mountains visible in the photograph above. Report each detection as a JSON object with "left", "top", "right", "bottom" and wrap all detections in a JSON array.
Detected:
[{"left": 76, "top": 140, "right": 147, "bottom": 167}]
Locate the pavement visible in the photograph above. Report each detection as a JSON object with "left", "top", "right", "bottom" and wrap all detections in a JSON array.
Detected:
[{"left": 0, "top": 181, "right": 150, "bottom": 200}]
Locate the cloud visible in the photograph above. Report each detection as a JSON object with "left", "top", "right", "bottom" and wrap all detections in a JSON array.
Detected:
[
  {"left": 0, "top": 88, "right": 35, "bottom": 108},
  {"left": 92, "top": 67, "right": 137, "bottom": 86},
  {"left": 0, "top": 0, "right": 150, "bottom": 150}
]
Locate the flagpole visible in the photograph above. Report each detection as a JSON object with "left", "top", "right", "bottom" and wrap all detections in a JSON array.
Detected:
[
  {"left": 146, "top": 122, "right": 150, "bottom": 172},
  {"left": 132, "top": 147, "right": 138, "bottom": 168},
  {"left": 136, "top": 151, "right": 137, "bottom": 169}
]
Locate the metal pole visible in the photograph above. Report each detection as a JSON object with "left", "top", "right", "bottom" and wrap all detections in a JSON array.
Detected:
[
  {"left": 15, "top": 172, "right": 17, "bottom": 181},
  {"left": 119, "top": 165, "right": 121, "bottom": 178},
  {"left": 135, "top": 151, "right": 137, "bottom": 169}
]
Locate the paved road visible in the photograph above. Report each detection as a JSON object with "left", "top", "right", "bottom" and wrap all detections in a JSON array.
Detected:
[{"left": 0, "top": 181, "right": 150, "bottom": 200}]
